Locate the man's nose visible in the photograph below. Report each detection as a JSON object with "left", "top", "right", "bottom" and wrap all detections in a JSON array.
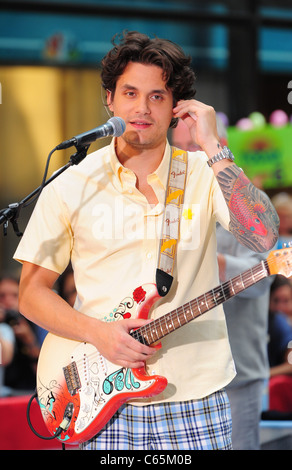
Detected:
[{"left": 135, "top": 96, "right": 150, "bottom": 114}]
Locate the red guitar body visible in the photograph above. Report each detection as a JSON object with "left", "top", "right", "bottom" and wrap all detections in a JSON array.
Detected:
[{"left": 36, "top": 283, "right": 167, "bottom": 445}]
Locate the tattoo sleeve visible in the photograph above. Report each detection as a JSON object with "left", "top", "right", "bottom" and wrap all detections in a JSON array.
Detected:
[{"left": 216, "top": 165, "right": 279, "bottom": 253}]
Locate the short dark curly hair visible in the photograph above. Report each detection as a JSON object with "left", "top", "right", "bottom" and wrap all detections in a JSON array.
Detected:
[{"left": 101, "top": 31, "right": 196, "bottom": 128}]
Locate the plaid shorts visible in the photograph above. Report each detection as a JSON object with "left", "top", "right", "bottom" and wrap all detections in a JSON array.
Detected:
[{"left": 80, "top": 389, "right": 232, "bottom": 450}]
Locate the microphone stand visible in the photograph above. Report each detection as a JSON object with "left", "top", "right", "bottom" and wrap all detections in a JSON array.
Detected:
[{"left": 0, "top": 143, "right": 90, "bottom": 237}]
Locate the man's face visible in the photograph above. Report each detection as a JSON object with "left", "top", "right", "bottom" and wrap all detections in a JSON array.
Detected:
[
  {"left": 270, "top": 285, "right": 292, "bottom": 318},
  {"left": 0, "top": 279, "right": 19, "bottom": 310},
  {"left": 107, "top": 62, "right": 174, "bottom": 151}
]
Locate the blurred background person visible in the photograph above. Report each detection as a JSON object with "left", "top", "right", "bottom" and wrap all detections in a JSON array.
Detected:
[
  {"left": 269, "top": 274, "right": 292, "bottom": 327},
  {"left": 216, "top": 225, "right": 272, "bottom": 449},
  {"left": 271, "top": 193, "right": 292, "bottom": 249},
  {"left": 172, "top": 114, "right": 273, "bottom": 450},
  {"left": 0, "top": 275, "right": 42, "bottom": 394},
  {"left": 0, "top": 315, "right": 15, "bottom": 397},
  {"left": 268, "top": 275, "right": 292, "bottom": 414}
]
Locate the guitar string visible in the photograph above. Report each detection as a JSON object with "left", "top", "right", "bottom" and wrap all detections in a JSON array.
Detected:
[
  {"left": 66, "top": 265, "right": 263, "bottom": 371},
  {"left": 152, "top": 253, "right": 291, "bottom": 340},
  {"left": 64, "top": 254, "right": 290, "bottom": 372},
  {"left": 67, "top": 256, "right": 284, "bottom": 371},
  {"left": 132, "top": 261, "right": 269, "bottom": 343}
]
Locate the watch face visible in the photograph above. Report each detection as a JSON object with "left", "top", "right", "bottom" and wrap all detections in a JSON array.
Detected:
[{"left": 222, "top": 146, "right": 229, "bottom": 157}]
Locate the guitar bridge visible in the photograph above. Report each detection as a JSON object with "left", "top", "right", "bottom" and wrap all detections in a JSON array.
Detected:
[{"left": 63, "top": 361, "right": 81, "bottom": 396}]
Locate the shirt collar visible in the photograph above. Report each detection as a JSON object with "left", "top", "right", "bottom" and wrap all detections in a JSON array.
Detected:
[{"left": 109, "top": 138, "right": 171, "bottom": 191}]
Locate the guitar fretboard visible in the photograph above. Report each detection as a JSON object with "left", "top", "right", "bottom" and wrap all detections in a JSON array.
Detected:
[{"left": 131, "top": 260, "right": 269, "bottom": 346}]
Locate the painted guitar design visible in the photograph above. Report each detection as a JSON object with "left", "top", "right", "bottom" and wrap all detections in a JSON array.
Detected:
[{"left": 36, "top": 247, "right": 292, "bottom": 444}]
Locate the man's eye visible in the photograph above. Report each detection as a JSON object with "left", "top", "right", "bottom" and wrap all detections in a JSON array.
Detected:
[{"left": 151, "top": 95, "right": 162, "bottom": 101}]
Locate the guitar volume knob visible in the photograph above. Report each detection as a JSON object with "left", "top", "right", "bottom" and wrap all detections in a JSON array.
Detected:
[{"left": 81, "top": 403, "right": 91, "bottom": 413}]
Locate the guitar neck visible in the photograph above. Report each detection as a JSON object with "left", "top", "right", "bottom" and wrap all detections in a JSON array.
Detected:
[{"left": 132, "top": 259, "right": 270, "bottom": 346}]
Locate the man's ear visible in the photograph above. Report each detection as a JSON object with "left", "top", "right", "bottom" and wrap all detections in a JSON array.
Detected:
[{"left": 106, "top": 89, "right": 114, "bottom": 112}]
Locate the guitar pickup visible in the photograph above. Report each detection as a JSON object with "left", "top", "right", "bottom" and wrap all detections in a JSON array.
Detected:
[{"left": 63, "top": 361, "right": 81, "bottom": 396}]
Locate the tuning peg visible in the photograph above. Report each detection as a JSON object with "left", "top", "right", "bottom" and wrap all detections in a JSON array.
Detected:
[{"left": 283, "top": 242, "right": 292, "bottom": 248}]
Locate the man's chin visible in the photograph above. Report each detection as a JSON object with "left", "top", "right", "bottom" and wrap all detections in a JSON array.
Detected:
[{"left": 122, "top": 131, "right": 154, "bottom": 149}]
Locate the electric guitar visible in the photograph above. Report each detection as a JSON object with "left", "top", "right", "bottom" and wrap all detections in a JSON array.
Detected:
[{"left": 36, "top": 247, "right": 292, "bottom": 445}]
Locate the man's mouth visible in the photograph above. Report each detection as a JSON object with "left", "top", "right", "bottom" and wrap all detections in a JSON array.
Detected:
[{"left": 129, "top": 120, "right": 152, "bottom": 129}]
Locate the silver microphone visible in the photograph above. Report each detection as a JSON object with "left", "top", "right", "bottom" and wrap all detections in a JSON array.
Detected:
[{"left": 56, "top": 117, "right": 126, "bottom": 150}]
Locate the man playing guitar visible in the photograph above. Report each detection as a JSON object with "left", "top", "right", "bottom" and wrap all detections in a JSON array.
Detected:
[{"left": 14, "top": 31, "right": 279, "bottom": 450}]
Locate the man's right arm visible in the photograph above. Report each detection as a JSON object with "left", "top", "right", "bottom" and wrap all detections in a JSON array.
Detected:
[{"left": 18, "top": 261, "right": 156, "bottom": 369}]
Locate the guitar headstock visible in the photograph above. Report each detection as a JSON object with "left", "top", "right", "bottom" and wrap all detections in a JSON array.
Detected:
[{"left": 267, "top": 246, "right": 292, "bottom": 278}]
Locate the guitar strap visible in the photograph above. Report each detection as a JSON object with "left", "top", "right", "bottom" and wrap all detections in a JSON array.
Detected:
[{"left": 156, "top": 146, "right": 188, "bottom": 297}]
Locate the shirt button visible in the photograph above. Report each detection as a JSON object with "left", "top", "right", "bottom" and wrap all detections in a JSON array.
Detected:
[
  {"left": 146, "top": 252, "right": 152, "bottom": 259},
  {"left": 128, "top": 189, "right": 133, "bottom": 194}
]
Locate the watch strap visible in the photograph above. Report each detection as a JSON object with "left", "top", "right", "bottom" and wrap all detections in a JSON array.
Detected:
[{"left": 207, "top": 146, "right": 234, "bottom": 167}]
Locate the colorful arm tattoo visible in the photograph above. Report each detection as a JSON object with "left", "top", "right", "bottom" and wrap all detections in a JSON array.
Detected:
[{"left": 216, "top": 165, "right": 279, "bottom": 253}]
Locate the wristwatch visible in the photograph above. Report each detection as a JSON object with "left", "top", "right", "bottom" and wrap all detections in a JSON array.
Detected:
[{"left": 207, "top": 146, "right": 235, "bottom": 167}]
